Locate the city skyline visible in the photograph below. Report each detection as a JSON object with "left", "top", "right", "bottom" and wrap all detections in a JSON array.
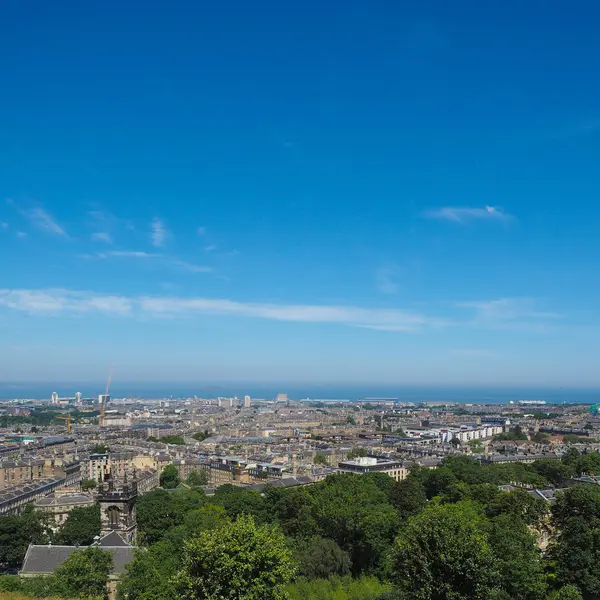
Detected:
[{"left": 2, "top": 2, "right": 600, "bottom": 385}]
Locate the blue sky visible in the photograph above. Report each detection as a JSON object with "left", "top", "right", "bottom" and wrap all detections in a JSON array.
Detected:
[{"left": 1, "top": 1, "right": 600, "bottom": 386}]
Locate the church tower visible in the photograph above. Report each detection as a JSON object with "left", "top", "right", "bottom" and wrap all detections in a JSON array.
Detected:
[{"left": 96, "top": 471, "right": 137, "bottom": 544}]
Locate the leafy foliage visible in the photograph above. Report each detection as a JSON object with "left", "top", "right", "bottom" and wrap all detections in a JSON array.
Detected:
[
  {"left": 548, "top": 485, "right": 600, "bottom": 598},
  {"left": 286, "top": 576, "right": 389, "bottom": 600},
  {"left": 160, "top": 464, "right": 181, "bottom": 489},
  {"left": 186, "top": 469, "right": 209, "bottom": 487},
  {"left": 0, "top": 505, "right": 50, "bottom": 569},
  {"left": 80, "top": 478, "right": 97, "bottom": 491},
  {"left": 192, "top": 430, "right": 210, "bottom": 442},
  {"left": 137, "top": 487, "right": 205, "bottom": 545},
  {"left": 91, "top": 444, "right": 109, "bottom": 454},
  {"left": 293, "top": 535, "right": 351, "bottom": 579},
  {"left": 313, "top": 451, "right": 329, "bottom": 465},
  {"left": 149, "top": 435, "right": 185, "bottom": 445},
  {"left": 56, "top": 504, "right": 100, "bottom": 546},
  {"left": 176, "top": 514, "right": 296, "bottom": 600},
  {"left": 346, "top": 447, "right": 368, "bottom": 459},
  {"left": 389, "top": 501, "right": 499, "bottom": 600},
  {"left": 54, "top": 547, "right": 113, "bottom": 599}
]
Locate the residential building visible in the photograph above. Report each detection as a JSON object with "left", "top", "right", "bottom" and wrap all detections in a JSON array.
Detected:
[{"left": 337, "top": 456, "right": 408, "bottom": 481}]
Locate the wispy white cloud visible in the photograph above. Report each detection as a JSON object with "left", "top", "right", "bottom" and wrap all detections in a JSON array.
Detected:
[
  {"left": 375, "top": 264, "right": 401, "bottom": 294},
  {"left": 455, "top": 297, "right": 561, "bottom": 332},
  {"left": 0, "top": 221, "right": 7, "bottom": 229},
  {"left": 16, "top": 231, "right": 27, "bottom": 239},
  {"left": 0, "top": 289, "right": 132, "bottom": 315},
  {"left": 457, "top": 298, "right": 560, "bottom": 321},
  {"left": 0, "top": 288, "right": 441, "bottom": 331},
  {"left": 91, "top": 232, "right": 113, "bottom": 244},
  {"left": 22, "top": 207, "right": 68, "bottom": 237},
  {"left": 81, "top": 250, "right": 212, "bottom": 273},
  {"left": 0, "top": 288, "right": 561, "bottom": 335},
  {"left": 197, "top": 226, "right": 207, "bottom": 236},
  {"left": 423, "top": 206, "right": 512, "bottom": 224},
  {"left": 151, "top": 218, "right": 167, "bottom": 247},
  {"left": 168, "top": 258, "right": 212, "bottom": 273},
  {"left": 106, "top": 250, "right": 157, "bottom": 259},
  {"left": 204, "top": 244, "right": 216, "bottom": 252}
]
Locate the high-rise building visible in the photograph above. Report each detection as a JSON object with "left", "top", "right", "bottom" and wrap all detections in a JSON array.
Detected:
[
  {"left": 98, "top": 394, "right": 111, "bottom": 406},
  {"left": 75, "top": 392, "right": 82, "bottom": 404},
  {"left": 244, "top": 395, "right": 252, "bottom": 408},
  {"left": 51, "top": 392, "right": 59, "bottom": 405}
]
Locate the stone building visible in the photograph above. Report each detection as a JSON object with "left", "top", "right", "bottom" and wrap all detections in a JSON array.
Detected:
[{"left": 34, "top": 491, "right": 94, "bottom": 528}]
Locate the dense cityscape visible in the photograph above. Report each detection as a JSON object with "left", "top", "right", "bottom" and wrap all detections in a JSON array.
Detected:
[
  {"left": 3, "top": 0, "right": 599, "bottom": 598},
  {"left": 1, "top": 389, "right": 600, "bottom": 598}
]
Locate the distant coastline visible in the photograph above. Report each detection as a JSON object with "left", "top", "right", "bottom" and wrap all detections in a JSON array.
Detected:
[{"left": 0, "top": 382, "right": 599, "bottom": 404}]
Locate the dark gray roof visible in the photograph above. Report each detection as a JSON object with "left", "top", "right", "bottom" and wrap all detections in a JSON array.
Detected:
[
  {"left": 35, "top": 493, "right": 93, "bottom": 507},
  {"left": 21, "top": 544, "right": 135, "bottom": 575},
  {"left": 98, "top": 531, "right": 132, "bottom": 547}
]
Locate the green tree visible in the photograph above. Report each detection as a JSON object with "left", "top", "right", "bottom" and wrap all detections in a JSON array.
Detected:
[
  {"left": 264, "top": 486, "right": 316, "bottom": 538},
  {"left": 118, "top": 540, "right": 181, "bottom": 600},
  {"left": 213, "top": 485, "right": 269, "bottom": 524},
  {"left": 0, "top": 505, "right": 50, "bottom": 569},
  {"left": 423, "top": 466, "right": 458, "bottom": 499},
  {"left": 389, "top": 477, "right": 427, "bottom": 520},
  {"left": 487, "top": 513, "right": 547, "bottom": 600},
  {"left": 137, "top": 488, "right": 185, "bottom": 545},
  {"left": 160, "top": 464, "right": 181, "bottom": 489},
  {"left": 176, "top": 514, "right": 296, "bottom": 600},
  {"left": 192, "top": 430, "right": 210, "bottom": 442},
  {"left": 293, "top": 535, "right": 351, "bottom": 579},
  {"left": 54, "top": 547, "right": 113, "bottom": 599},
  {"left": 186, "top": 470, "right": 209, "bottom": 487},
  {"left": 91, "top": 444, "right": 109, "bottom": 454},
  {"left": 309, "top": 474, "right": 400, "bottom": 575},
  {"left": 81, "top": 478, "right": 97, "bottom": 491},
  {"left": 150, "top": 435, "right": 185, "bottom": 445},
  {"left": 389, "top": 501, "right": 498, "bottom": 600},
  {"left": 314, "top": 451, "right": 328, "bottom": 465},
  {"left": 531, "top": 460, "right": 573, "bottom": 486},
  {"left": 56, "top": 504, "right": 101, "bottom": 546},
  {"left": 184, "top": 505, "right": 230, "bottom": 536},
  {"left": 347, "top": 447, "right": 368, "bottom": 460},
  {"left": 549, "top": 485, "right": 600, "bottom": 598},
  {"left": 547, "top": 586, "right": 584, "bottom": 600},
  {"left": 286, "top": 575, "right": 389, "bottom": 600}
]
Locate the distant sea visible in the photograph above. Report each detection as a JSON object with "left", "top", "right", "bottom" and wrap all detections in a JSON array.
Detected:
[{"left": 0, "top": 382, "right": 599, "bottom": 405}]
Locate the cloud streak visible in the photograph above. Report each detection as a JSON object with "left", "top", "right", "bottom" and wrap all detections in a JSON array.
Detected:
[
  {"left": 375, "top": 264, "right": 400, "bottom": 294},
  {"left": 0, "top": 288, "right": 443, "bottom": 331},
  {"left": 91, "top": 232, "right": 113, "bottom": 244},
  {"left": 22, "top": 208, "right": 68, "bottom": 237},
  {"left": 423, "top": 206, "right": 512, "bottom": 224},
  {"left": 151, "top": 217, "right": 167, "bottom": 247},
  {"left": 457, "top": 298, "right": 560, "bottom": 321},
  {"left": 0, "top": 289, "right": 562, "bottom": 334},
  {"left": 81, "top": 251, "right": 212, "bottom": 273}
]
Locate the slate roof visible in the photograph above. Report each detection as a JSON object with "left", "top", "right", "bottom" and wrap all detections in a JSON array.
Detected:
[
  {"left": 98, "top": 531, "right": 132, "bottom": 547},
  {"left": 35, "top": 493, "right": 93, "bottom": 507},
  {"left": 20, "top": 543, "right": 135, "bottom": 575}
]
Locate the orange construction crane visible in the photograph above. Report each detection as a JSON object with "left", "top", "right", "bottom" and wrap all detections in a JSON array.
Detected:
[
  {"left": 56, "top": 415, "right": 71, "bottom": 433},
  {"left": 100, "top": 366, "right": 113, "bottom": 427}
]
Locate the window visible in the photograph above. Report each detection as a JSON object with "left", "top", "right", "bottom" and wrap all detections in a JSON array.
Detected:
[{"left": 107, "top": 505, "right": 120, "bottom": 526}]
